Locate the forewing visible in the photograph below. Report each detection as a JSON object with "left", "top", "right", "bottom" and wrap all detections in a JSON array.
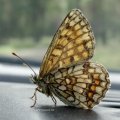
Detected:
[
  {"left": 39, "top": 9, "right": 95, "bottom": 78},
  {"left": 49, "top": 62, "right": 110, "bottom": 109}
]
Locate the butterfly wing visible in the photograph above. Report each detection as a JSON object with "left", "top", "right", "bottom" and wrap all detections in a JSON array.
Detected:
[
  {"left": 49, "top": 62, "right": 110, "bottom": 109},
  {"left": 39, "top": 9, "right": 95, "bottom": 78}
]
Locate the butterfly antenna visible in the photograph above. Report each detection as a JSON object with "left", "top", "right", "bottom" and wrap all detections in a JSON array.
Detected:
[{"left": 12, "top": 52, "right": 37, "bottom": 76}]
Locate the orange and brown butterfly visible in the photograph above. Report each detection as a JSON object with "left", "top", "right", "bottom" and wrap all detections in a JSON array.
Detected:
[{"left": 13, "top": 9, "right": 110, "bottom": 109}]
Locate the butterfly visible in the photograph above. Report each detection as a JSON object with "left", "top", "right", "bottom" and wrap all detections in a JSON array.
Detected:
[{"left": 13, "top": 9, "right": 110, "bottom": 109}]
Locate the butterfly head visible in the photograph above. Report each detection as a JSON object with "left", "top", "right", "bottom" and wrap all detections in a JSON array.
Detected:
[
  {"left": 32, "top": 75, "right": 51, "bottom": 96},
  {"left": 32, "top": 75, "right": 39, "bottom": 84},
  {"left": 12, "top": 53, "right": 51, "bottom": 96}
]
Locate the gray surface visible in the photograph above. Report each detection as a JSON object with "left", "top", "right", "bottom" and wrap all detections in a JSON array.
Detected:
[{"left": 0, "top": 82, "right": 120, "bottom": 120}]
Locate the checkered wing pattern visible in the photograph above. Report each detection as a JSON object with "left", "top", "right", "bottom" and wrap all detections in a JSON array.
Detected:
[
  {"left": 36, "top": 9, "right": 110, "bottom": 109},
  {"left": 49, "top": 62, "right": 110, "bottom": 109},
  {"left": 39, "top": 9, "right": 95, "bottom": 78}
]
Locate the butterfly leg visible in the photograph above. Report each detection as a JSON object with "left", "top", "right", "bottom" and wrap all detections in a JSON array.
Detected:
[
  {"left": 51, "top": 94, "right": 57, "bottom": 107},
  {"left": 30, "top": 87, "right": 39, "bottom": 107}
]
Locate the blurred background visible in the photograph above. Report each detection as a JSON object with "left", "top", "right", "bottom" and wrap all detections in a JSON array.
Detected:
[
  {"left": 0, "top": 0, "right": 120, "bottom": 82},
  {"left": 0, "top": 1, "right": 120, "bottom": 119}
]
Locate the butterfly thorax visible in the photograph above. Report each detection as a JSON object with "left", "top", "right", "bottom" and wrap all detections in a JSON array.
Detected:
[{"left": 32, "top": 75, "right": 51, "bottom": 96}]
